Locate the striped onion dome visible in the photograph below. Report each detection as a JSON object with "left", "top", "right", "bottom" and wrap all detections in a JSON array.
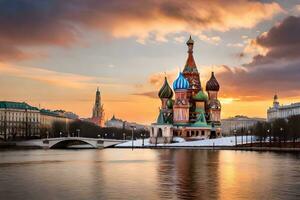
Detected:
[
  {"left": 173, "top": 72, "right": 190, "bottom": 90},
  {"left": 206, "top": 72, "right": 220, "bottom": 91},
  {"left": 158, "top": 77, "right": 173, "bottom": 99}
]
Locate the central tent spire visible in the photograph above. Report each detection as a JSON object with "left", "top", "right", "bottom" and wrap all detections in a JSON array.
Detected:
[
  {"left": 182, "top": 35, "right": 202, "bottom": 94},
  {"left": 184, "top": 35, "right": 197, "bottom": 70}
]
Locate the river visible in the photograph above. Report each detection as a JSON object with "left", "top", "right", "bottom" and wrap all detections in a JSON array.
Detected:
[{"left": 0, "top": 149, "right": 299, "bottom": 200}]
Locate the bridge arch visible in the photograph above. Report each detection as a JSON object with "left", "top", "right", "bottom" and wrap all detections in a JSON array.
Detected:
[{"left": 48, "top": 138, "right": 99, "bottom": 149}]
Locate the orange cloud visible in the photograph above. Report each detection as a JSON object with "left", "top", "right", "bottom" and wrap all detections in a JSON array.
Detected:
[{"left": 0, "top": 0, "right": 283, "bottom": 60}]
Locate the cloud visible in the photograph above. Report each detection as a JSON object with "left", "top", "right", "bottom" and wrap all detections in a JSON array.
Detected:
[
  {"left": 215, "top": 16, "right": 300, "bottom": 101},
  {"left": 142, "top": 16, "right": 300, "bottom": 102},
  {"left": 0, "top": 62, "right": 112, "bottom": 89},
  {"left": 132, "top": 91, "right": 158, "bottom": 99},
  {"left": 0, "top": 0, "right": 283, "bottom": 60},
  {"left": 245, "top": 16, "right": 300, "bottom": 66}
]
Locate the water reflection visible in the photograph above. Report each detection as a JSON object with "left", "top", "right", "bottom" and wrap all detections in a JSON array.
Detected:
[
  {"left": 157, "top": 150, "right": 220, "bottom": 199},
  {"left": 0, "top": 149, "right": 299, "bottom": 200}
]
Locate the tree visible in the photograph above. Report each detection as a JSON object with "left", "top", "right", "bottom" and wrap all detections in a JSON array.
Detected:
[
  {"left": 287, "top": 115, "right": 300, "bottom": 141},
  {"left": 272, "top": 118, "right": 288, "bottom": 142},
  {"left": 52, "top": 121, "right": 66, "bottom": 137}
]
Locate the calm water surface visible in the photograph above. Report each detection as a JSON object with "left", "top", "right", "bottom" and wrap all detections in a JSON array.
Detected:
[{"left": 0, "top": 149, "right": 299, "bottom": 200}]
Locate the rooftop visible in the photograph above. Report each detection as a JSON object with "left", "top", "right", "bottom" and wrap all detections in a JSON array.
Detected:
[{"left": 0, "top": 101, "right": 39, "bottom": 111}]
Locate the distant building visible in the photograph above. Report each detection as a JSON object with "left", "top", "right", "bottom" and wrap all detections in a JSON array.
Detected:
[
  {"left": 90, "top": 87, "right": 104, "bottom": 126},
  {"left": 105, "top": 115, "right": 147, "bottom": 130},
  {"left": 221, "top": 115, "right": 266, "bottom": 136},
  {"left": 0, "top": 101, "right": 40, "bottom": 140},
  {"left": 0, "top": 101, "right": 78, "bottom": 140},
  {"left": 267, "top": 94, "right": 300, "bottom": 121},
  {"left": 40, "top": 109, "right": 76, "bottom": 133}
]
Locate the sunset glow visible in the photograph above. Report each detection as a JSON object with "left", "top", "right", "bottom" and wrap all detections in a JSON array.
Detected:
[{"left": 1, "top": 0, "right": 300, "bottom": 124}]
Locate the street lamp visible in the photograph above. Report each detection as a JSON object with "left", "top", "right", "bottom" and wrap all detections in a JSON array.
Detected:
[
  {"left": 130, "top": 125, "right": 136, "bottom": 150},
  {"left": 59, "top": 132, "right": 62, "bottom": 138},
  {"left": 233, "top": 129, "right": 237, "bottom": 147},
  {"left": 141, "top": 133, "right": 145, "bottom": 147},
  {"left": 248, "top": 130, "right": 252, "bottom": 147},
  {"left": 280, "top": 127, "right": 284, "bottom": 147},
  {"left": 97, "top": 134, "right": 100, "bottom": 138},
  {"left": 267, "top": 129, "right": 270, "bottom": 147}
]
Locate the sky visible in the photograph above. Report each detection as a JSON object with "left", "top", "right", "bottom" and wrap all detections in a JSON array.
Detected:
[{"left": 1, "top": 0, "right": 300, "bottom": 124}]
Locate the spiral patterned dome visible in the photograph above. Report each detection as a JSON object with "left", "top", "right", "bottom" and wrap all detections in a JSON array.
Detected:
[
  {"left": 158, "top": 77, "right": 173, "bottom": 99},
  {"left": 173, "top": 72, "right": 190, "bottom": 90},
  {"left": 206, "top": 72, "right": 220, "bottom": 91}
]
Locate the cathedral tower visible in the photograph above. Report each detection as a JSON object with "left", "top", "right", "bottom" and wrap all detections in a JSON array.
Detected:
[
  {"left": 92, "top": 87, "right": 104, "bottom": 126},
  {"left": 173, "top": 72, "right": 190, "bottom": 124},
  {"left": 206, "top": 72, "right": 221, "bottom": 124},
  {"left": 273, "top": 94, "right": 279, "bottom": 109},
  {"left": 182, "top": 36, "right": 202, "bottom": 95}
]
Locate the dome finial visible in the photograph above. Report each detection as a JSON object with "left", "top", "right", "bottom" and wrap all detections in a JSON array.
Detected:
[{"left": 186, "top": 35, "right": 194, "bottom": 45}]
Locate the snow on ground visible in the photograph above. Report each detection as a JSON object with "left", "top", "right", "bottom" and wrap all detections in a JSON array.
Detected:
[
  {"left": 16, "top": 139, "right": 46, "bottom": 147},
  {"left": 116, "top": 136, "right": 256, "bottom": 147}
]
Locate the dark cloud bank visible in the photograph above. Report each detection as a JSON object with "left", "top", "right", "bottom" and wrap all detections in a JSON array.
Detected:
[{"left": 217, "top": 16, "right": 300, "bottom": 101}]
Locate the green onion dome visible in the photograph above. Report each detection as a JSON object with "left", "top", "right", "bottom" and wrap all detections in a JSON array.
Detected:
[
  {"left": 158, "top": 77, "right": 173, "bottom": 99},
  {"left": 206, "top": 72, "right": 220, "bottom": 91},
  {"left": 167, "top": 99, "right": 174, "bottom": 109},
  {"left": 193, "top": 90, "right": 208, "bottom": 101}
]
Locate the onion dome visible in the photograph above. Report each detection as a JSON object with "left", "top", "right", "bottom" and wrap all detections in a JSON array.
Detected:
[
  {"left": 186, "top": 35, "right": 194, "bottom": 45},
  {"left": 206, "top": 72, "right": 220, "bottom": 91},
  {"left": 173, "top": 72, "right": 190, "bottom": 90},
  {"left": 158, "top": 77, "right": 173, "bottom": 99},
  {"left": 167, "top": 99, "right": 174, "bottom": 109},
  {"left": 193, "top": 90, "right": 208, "bottom": 101}
]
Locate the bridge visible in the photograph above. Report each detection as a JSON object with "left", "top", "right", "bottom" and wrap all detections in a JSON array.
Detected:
[{"left": 42, "top": 137, "right": 124, "bottom": 149}]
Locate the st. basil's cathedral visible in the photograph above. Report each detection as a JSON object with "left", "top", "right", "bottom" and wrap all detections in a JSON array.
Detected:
[{"left": 150, "top": 36, "right": 221, "bottom": 144}]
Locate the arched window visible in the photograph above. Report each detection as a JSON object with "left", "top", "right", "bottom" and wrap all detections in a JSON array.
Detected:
[{"left": 157, "top": 128, "right": 163, "bottom": 137}]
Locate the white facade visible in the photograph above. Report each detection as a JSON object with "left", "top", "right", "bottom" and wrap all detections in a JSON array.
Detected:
[
  {"left": 268, "top": 104, "right": 300, "bottom": 121},
  {"left": 267, "top": 98, "right": 300, "bottom": 121},
  {"left": 149, "top": 124, "right": 173, "bottom": 144},
  {"left": 0, "top": 101, "right": 77, "bottom": 140},
  {"left": 0, "top": 102, "right": 40, "bottom": 140},
  {"left": 221, "top": 116, "right": 266, "bottom": 136}
]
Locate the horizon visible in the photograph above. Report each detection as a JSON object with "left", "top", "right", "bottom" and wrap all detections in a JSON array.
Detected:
[{"left": 1, "top": 0, "right": 300, "bottom": 124}]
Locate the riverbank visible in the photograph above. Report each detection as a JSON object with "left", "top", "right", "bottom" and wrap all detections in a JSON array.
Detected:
[{"left": 115, "top": 136, "right": 300, "bottom": 152}]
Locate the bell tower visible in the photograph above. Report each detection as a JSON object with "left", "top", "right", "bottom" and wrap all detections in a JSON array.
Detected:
[{"left": 92, "top": 87, "right": 104, "bottom": 126}]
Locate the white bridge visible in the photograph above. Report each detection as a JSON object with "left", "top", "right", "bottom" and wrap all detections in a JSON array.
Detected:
[{"left": 42, "top": 137, "right": 124, "bottom": 149}]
